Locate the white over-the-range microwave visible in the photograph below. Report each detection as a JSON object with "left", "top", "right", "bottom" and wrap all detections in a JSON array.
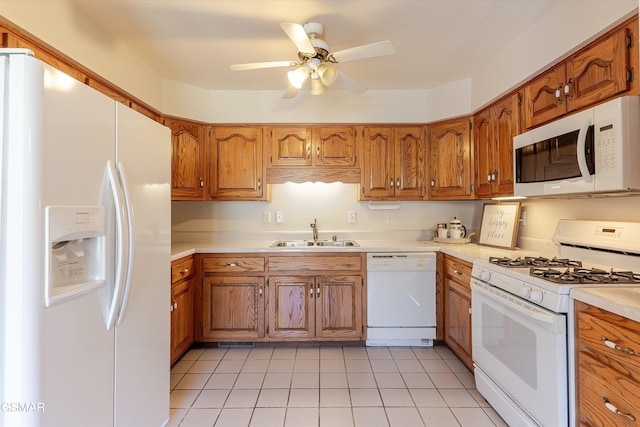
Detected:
[{"left": 513, "top": 95, "right": 640, "bottom": 197}]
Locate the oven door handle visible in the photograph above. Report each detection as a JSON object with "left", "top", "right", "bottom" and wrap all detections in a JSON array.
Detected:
[{"left": 471, "top": 280, "right": 565, "bottom": 333}]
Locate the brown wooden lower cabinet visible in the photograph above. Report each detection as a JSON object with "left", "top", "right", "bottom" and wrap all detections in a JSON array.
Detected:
[
  {"left": 171, "top": 256, "right": 195, "bottom": 364},
  {"left": 197, "top": 253, "right": 365, "bottom": 343},
  {"left": 574, "top": 300, "right": 640, "bottom": 426},
  {"left": 443, "top": 255, "right": 473, "bottom": 371}
]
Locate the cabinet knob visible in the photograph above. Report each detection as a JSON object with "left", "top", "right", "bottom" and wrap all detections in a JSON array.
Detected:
[
  {"left": 317, "top": 147, "right": 321, "bottom": 158},
  {"left": 257, "top": 179, "right": 261, "bottom": 189},
  {"left": 199, "top": 178, "right": 204, "bottom": 188},
  {"left": 431, "top": 179, "right": 435, "bottom": 188},
  {"left": 390, "top": 179, "right": 394, "bottom": 188},
  {"left": 310, "top": 284, "right": 314, "bottom": 297},
  {"left": 317, "top": 287, "right": 320, "bottom": 298},
  {"left": 396, "top": 179, "right": 400, "bottom": 188},
  {"left": 226, "top": 262, "right": 238, "bottom": 267},
  {"left": 259, "top": 285, "right": 263, "bottom": 297},
  {"left": 180, "top": 268, "right": 189, "bottom": 275},
  {"left": 307, "top": 145, "right": 311, "bottom": 157}
]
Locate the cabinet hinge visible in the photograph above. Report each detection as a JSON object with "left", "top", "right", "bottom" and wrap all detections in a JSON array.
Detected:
[
  {"left": 517, "top": 95, "right": 522, "bottom": 106},
  {"left": 469, "top": 122, "right": 473, "bottom": 130},
  {"left": 627, "top": 33, "right": 634, "bottom": 48},
  {"left": 627, "top": 68, "right": 634, "bottom": 83}
]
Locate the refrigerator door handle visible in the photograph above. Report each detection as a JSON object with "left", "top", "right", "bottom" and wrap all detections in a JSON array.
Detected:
[
  {"left": 116, "top": 162, "right": 135, "bottom": 325},
  {"left": 105, "top": 160, "right": 129, "bottom": 331}
]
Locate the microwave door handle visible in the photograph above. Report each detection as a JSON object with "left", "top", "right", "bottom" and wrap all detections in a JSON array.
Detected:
[{"left": 576, "top": 120, "right": 593, "bottom": 182}]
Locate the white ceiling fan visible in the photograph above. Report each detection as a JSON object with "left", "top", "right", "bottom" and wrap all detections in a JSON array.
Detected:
[{"left": 230, "top": 21, "right": 394, "bottom": 99}]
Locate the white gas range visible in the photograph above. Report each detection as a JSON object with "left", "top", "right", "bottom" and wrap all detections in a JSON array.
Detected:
[{"left": 470, "top": 220, "right": 640, "bottom": 427}]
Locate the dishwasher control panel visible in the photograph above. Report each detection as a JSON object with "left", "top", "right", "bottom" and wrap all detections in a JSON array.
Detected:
[{"left": 367, "top": 253, "right": 437, "bottom": 271}]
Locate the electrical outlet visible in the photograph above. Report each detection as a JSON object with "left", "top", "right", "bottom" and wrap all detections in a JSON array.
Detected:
[
  {"left": 276, "top": 211, "right": 284, "bottom": 223},
  {"left": 263, "top": 212, "right": 271, "bottom": 223},
  {"left": 348, "top": 211, "right": 357, "bottom": 224}
]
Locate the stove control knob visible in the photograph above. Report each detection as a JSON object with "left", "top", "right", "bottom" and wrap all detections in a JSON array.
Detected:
[
  {"left": 529, "top": 289, "right": 543, "bottom": 303},
  {"left": 520, "top": 285, "right": 531, "bottom": 298},
  {"left": 480, "top": 270, "right": 492, "bottom": 282}
]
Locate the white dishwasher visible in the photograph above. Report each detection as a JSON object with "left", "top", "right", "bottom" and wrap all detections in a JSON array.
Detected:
[{"left": 366, "top": 253, "right": 437, "bottom": 346}]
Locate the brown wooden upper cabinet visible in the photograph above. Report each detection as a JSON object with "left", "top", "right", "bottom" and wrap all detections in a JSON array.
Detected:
[
  {"left": 269, "top": 126, "right": 356, "bottom": 167},
  {"left": 524, "top": 24, "right": 635, "bottom": 129},
  {"left": 209, "top": 126, "right": 268, "bottom": 201},
  {"left": 474, "top": 93, "right": 520, "bottom": 198},
  {"left": 361, "top": 126, "right": 425, "bottom": 200},
  {"left": 164, "top": 118, "right": 208, "bottom": 200},
  {"left": 428, "top": 117, "right": 474, "bottom": 200}
]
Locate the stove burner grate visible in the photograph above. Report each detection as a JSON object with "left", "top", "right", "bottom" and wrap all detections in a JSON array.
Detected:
[
  {"left": 489, "top": 256, "right": 583, "bottom": 268},
  {"left": 529, "top": 267, "right": 640, "bottom": 284}
]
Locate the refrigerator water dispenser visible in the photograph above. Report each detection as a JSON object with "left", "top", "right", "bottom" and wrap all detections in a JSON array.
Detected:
[{"left": 45, "top": 206, "right": 106, "bottom": 307}]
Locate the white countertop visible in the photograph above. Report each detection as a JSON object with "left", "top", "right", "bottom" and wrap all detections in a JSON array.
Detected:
[
  {"left": 171, "top": 239, "right": 545, "bottom": 264},
  {"left": 571, "top": 287, "right": 640, "bottom": 323}
]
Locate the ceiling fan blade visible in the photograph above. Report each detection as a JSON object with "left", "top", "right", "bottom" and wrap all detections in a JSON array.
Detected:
[
  {"left": 330, "top": 41, "right": 395, "bottom": 63},
  {"left": 282, "top": 85, "right": 300, "bottom": 99},
  {"left": 335, "top": 70, "right": 367, "bottom": 95},
  {"left": 230, "top": 61, "right": 296, "bottom": 71},
  {"left": 281, "top": 23, "right": 316, "bottom": 56}
]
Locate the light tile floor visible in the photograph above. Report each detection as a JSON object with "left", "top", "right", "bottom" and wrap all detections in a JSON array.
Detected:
[{"left": 168, "top": 345, "right": 508, "bottom": 427}]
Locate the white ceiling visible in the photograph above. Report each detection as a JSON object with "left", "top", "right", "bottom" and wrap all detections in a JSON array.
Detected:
[{"left": 69, "top": 0, "right": 568, "bottom": 93}]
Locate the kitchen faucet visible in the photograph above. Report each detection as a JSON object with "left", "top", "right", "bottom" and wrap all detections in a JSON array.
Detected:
[{"left": 310, "top": 219, "right": 318, "bottom": 241}]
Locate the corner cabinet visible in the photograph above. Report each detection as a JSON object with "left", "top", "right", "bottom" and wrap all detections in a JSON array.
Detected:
[
  {"left": 428, "top": 117, "right": 474, "bottom": 200},
  {"left": 574, "top": 300, "right": 640, "bottom": 426},
  {"left": 474, "top": 93, "right": 520, "bottom": 198},
  {"left": 209, "top": 126, "right": 269, "bottom": 200},
  {"left": 524, "top": 17, "right": 638, "bottom": 129},
  {"left": 361, "top": 126, "right": 425, "bottom": 200},
  {"left": 164, "top": 118, "right": 208, "bottom": 200},
  {"left": 171, "top": 256, "right": 195, "bottom": 364},
  {"left": 443, "top": 255, "right": 473, "bottom": 371}
]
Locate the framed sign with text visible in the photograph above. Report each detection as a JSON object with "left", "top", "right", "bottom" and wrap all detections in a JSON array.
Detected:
[{"left": 478, "top": 202, "right": 521, "bottom": 249}]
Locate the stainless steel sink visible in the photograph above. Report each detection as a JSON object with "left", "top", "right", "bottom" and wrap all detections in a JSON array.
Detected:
[
  {"left": 270, "top": 240, "right": 315, "bottom": 247},
  {"left": 315, "top": 240, "right": 359, "bottom": 247},
  {"left": 270, "top": 239, "right": 359, "bottom": 248}
]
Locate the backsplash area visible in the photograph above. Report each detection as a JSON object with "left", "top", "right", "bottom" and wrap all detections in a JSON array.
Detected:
[{"left": 172, "top": 183, "right": 640, "bottom": 249}]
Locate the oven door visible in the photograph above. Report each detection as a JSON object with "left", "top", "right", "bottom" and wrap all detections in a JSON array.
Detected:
[{"left": 471, "top": 279, "right": 568, "bottom": 427}]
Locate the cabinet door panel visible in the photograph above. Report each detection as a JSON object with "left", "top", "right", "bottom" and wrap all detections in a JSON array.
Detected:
[
  {"left": 268, "top": 276, "right": 315, "bottom": 338},
  {"left": 474, "top": 110, "right": 493, "bottom": 198},
  {"left": 524, "top": 65, "right": 566, "bottom": 129},
  {"left": 429, "top": 118, "right": 472, "bottom": 199},
  {"left": 270, "top": 126, "right": 312, "bottom": 166},
  {"left": 171, "top": 277, "right": 194, "bottom": 364},
  {"left": 316, "top": 275, "right": 362, "bottom": 339},
  {"left": 567, "top": 29, "right": 630, "bottom": 112},
  {"left": 166, "top": 119, "right": 207, "bottom": 200},
  {"left": 362, "top": 127, "right": 394, "bottom": 198},
  {"left": 314, "top": 126, "right": 356, "bottom": 166},
  {"left": 493, "top": 95, "right": 518, "bottom": 195},
  {"left": 202, "top": 276, "right": 265, "bottom": 340},
  {"left": 395, "top": 127, "right": 424, "bottom": 199},
  {"left": 209, "top": 127, "right": 264, "bottom": 199}
]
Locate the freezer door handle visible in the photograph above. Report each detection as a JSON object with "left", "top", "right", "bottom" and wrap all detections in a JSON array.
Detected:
[
  {"left": 105, "top": 161, "right": 129, "bottom": 330},
  {"left": 116, "top": 162, "right": 135, "bottom": 325}
]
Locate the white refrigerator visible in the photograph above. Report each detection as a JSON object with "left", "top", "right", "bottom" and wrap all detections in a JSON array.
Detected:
[{"left": 0, "top": 49, "right": 171, "bottom": 426}]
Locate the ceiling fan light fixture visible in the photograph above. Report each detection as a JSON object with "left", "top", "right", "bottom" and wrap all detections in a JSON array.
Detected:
[
  {"left": 287, "top": 66, "right": 309, "bottom": 89},
  {"left": 317, "top": 64, "right": 337, "bottom": 86},
  {"left": 310, "top": 78, "right": 325, "bottom": 95}
]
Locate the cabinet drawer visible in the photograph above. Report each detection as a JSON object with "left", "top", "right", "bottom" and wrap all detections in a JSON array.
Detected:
[
  {"left": 171, "top": 257, "right": 194, "bottom": 283},
  {"left": 444, "top": 256, "right": 472, "bottom": 284},
  {"left": 576, "top": 307, "right": 640, "bottom": 377},
  {"left": 202, "top": 256, "right": 265, "bottom": 273},
  {"left": 577, "top": 353, "right": 640, "bottom": 426},
  {"left": 268, "top": 255, "right": 363, "bottom": 272}
]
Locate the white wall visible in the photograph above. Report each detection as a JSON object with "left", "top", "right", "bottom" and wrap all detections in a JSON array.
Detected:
[
  {"left": 172, "top": 183, "right": 483, "bottom": 238},
  {"left": 0, "top": 0, "right": 165, "bottom": 108}
]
